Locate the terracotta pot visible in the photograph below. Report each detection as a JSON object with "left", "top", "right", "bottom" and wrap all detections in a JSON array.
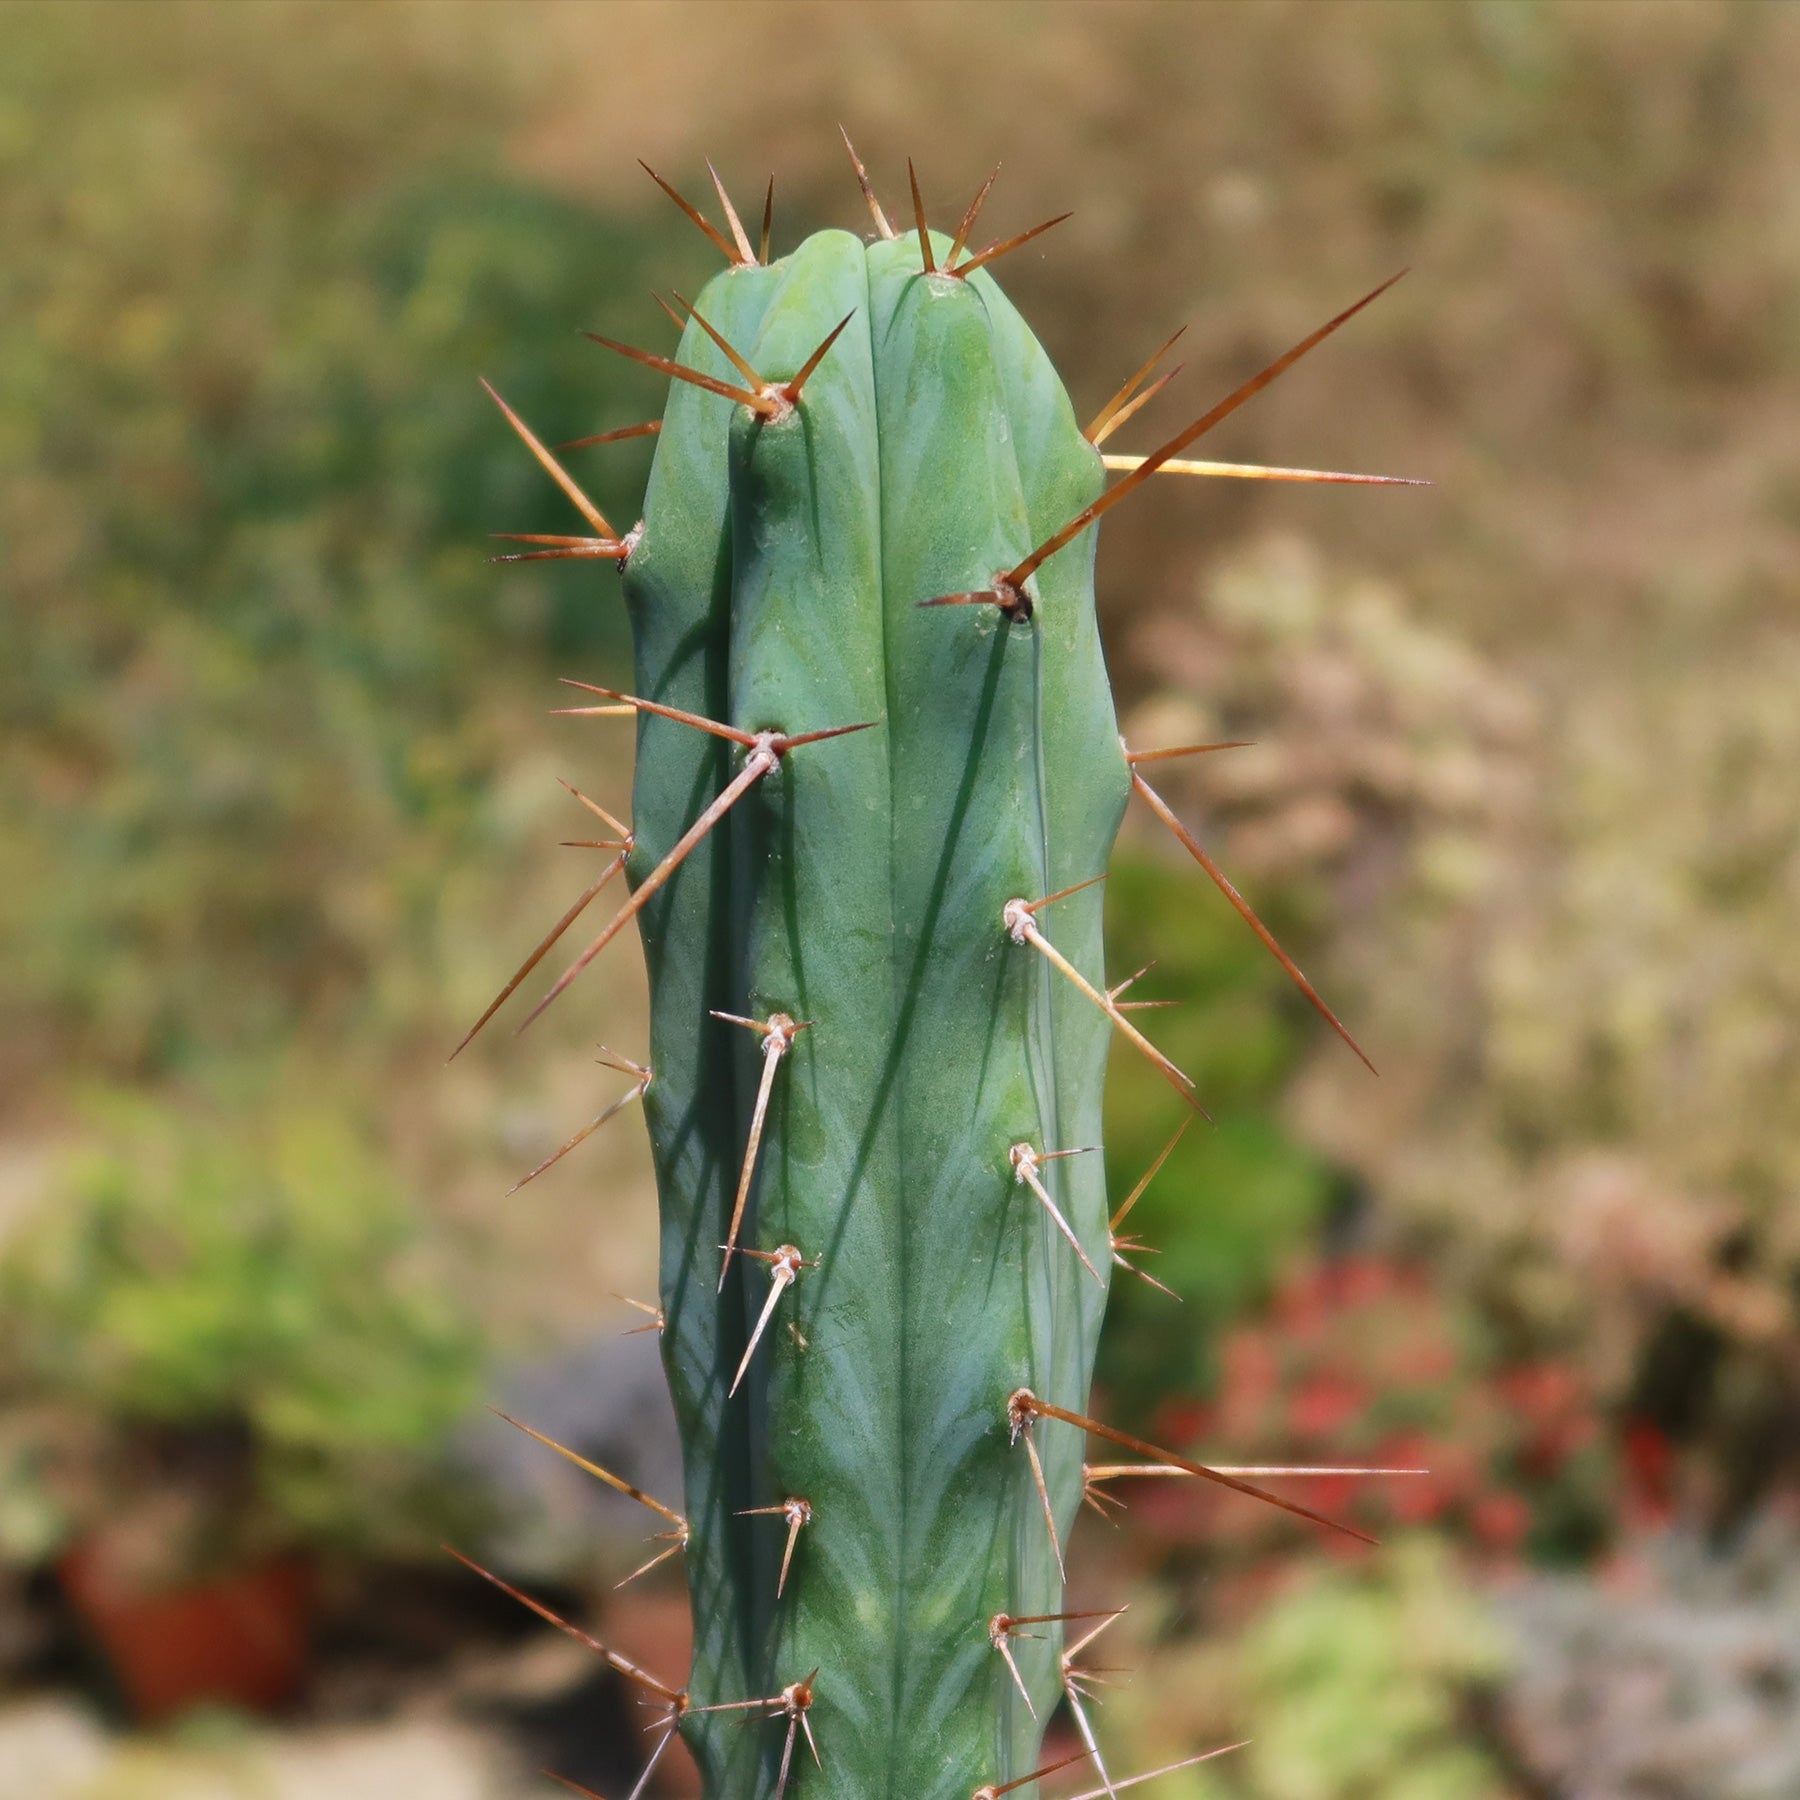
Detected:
[{"left": 60, "top": 1536, "right": 313, "bottom": 1722}]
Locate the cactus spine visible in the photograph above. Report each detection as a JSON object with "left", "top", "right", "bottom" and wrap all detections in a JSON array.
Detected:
[{"left": 461, "top": 144, "right": 1405, "bottom": 1800}]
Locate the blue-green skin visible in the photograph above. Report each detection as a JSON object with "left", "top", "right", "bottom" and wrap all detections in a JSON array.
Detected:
[{"left": 620, "top": 227, "right": 1127, "bottom": 1799}]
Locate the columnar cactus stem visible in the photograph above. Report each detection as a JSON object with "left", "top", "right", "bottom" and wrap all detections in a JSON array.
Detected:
[{"left": 459, "top": 144, "right": 1416, "bottom": 1800}]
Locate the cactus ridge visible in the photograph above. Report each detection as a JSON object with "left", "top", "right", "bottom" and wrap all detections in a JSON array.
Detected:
[{"left": 464, "top": 148, "right": 1412, "bottom": 1800}]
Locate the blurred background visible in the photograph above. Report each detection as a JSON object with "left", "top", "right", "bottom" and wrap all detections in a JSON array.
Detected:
[{"left": 4, "top": 0, "right": 1798, "bottom": 1794}]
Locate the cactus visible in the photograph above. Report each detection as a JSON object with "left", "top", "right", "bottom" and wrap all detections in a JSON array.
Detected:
[{"left": 453, "top": 140, "right": 1415, "bottom": 1800}]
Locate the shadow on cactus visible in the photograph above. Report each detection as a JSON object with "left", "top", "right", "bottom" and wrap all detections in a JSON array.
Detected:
[{"left": 448, "top": 138, "right": 1422, "bottom": 1800}]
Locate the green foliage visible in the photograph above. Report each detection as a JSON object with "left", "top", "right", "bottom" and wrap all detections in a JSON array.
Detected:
[
  {"left": 1229, "top": 1540, "right": 1509, "bottom": 1800},
  {"left": 1157, "top": 1539, "right": 1509, "bottom": 1800},
  {"left": 0, "top": 1, "right": 680, "bottom": 1080},
  {"left": 1139, "top": 532, "right": 1800, "bottom": 1517},
  {"left": 1099, "top": 850, "right": 1336, "bottom": 1408},
  {"left": 0, "top": 1095, "right": 486, "bottom": 1559}
]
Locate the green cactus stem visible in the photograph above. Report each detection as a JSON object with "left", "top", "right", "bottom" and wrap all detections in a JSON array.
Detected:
[{"left": 456, "top": 142, "right": 1411, "bottom": 1800}]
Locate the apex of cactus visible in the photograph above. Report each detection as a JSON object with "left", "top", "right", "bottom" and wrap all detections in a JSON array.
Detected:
[{"left": 458, "top": 139, "right": 1415, "bottom": 1800}]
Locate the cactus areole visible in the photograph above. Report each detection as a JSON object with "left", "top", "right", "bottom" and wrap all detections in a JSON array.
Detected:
[{"left": 460, "top": 144, "right": 1407, "bottom": 1800}]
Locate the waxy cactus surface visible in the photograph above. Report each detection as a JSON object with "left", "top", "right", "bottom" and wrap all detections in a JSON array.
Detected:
[{"left": 458, "top": 142, "right": 1409, "bottom": 1800}]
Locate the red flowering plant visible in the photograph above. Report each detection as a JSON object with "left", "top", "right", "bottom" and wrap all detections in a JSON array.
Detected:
[{"left": 1093, "top": 1255, "right": 1620, "bottom": 1572}]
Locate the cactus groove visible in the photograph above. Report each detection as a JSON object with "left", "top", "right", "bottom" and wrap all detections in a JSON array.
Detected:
[{"left": 461, "top": 142, "right": 1408, "bottom": 1800}]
